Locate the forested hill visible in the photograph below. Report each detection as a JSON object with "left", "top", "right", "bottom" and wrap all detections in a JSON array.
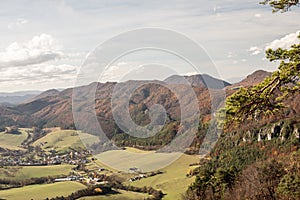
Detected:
[
  {"left": 186, "top": 117, "right": 300, "bottom": 199},
  {"left": 186, "top": 70, "right": 300, "bottom": 199},
  {"left": 0, "top": 71, "right": 273, "bottom": 149},
  {"left": 186, "top": 12, "right": 300, "bottom": 198}
]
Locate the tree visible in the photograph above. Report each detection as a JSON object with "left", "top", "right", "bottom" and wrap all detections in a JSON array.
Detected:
[
  {"left": 222, "top": 34, "right": 300, "bottom": 130},
  {"left": 277, "top": 174, "right": 300, "bottom": 199},
  {"left": 220, "top": 0, "right": 300, "bottom": 130},
  {"left": 260, "top": 0, "right": 299, "bottom": 12}
]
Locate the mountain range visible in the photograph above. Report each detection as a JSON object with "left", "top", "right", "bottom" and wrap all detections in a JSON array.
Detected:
[
  {"left": 0, "top": 70, "right": 273, "bottom": 145},
  {"left": 0, "top": 90, "right": 42, "bottom": 106}
]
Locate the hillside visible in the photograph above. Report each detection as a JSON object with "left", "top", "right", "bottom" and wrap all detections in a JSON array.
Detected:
[
  {"left": 230, "top": 70, "right": 272, "bottom": 88},
  {"left": 24, "top": 89, "right": 60, "bottom": 104},
  {"left": 0, "top": 128, "right": 28, "bottom": 150},
  {"left": 32, "top": 129, "right": 100, "bottom": 153},
  {"left": 1, "top": 70, "right": 295, "bottom": 150},
  {"left": 186, "top": 118, "right": 300, "bottom": 200},
  {"left": 185, "top": 69, "right": 300, "bottom": 200},
  {"left": 0, "top": 70, "right": 299, "bottom": 200},
  {"left": 0, "top": 73, "right": 231, "bottom": 148}
]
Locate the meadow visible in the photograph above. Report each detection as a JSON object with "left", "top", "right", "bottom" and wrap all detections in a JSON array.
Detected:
[
  {"left": 0, "top": 128, "right": 28, "bottom": 150},
  {"left": 32, "top": 130, "right": 99, "bottom": 153},
  {"left": 0, "top": 128, "right": 200, "bottom": 200},
  {"left": 0, "top": 165, "right": 74, "bottom": 181},
  {"left": 95, "top": 147, "right": 199, "bottom": 200},
  {"left": 0, "top": 181, "right": 86, "bottom": 200},
  {"left": 129, "top": 153, "right": 199, "bottom": 200}
]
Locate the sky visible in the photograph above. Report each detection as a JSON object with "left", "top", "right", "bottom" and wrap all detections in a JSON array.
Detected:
[{"left": 0, "top": 0, "right": 299, "bottom": 92}]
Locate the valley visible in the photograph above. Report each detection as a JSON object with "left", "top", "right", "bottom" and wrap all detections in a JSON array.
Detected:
[
  {"left": 0, "top": 71, "right": 299, "bottom": 200},
  {"left": 0, "top": 127, "right": 198, "bottom": 199}
]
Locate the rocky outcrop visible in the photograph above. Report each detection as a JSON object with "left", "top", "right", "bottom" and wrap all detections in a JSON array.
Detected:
[{"left": 242, "top": 120, "right": 300, "bottom": 142}]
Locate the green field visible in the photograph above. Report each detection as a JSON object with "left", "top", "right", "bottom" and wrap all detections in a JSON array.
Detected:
[
  {"left": 0, "top": 165, "right": 74, "bottom": 180},
  {"left": 124, "top": 147, "right": 154, "bottom": 153},
  {"left": 0, "top": 181, "right": 86, "bottom": 200},
  {"left": 94, "top": 147, "right": 199, "bottom": 200},
  {"left": 32, "top": 130, "right": 99, "bottom": 153},
  {"left": 95, "top": 149, "right": 183, "bottom": 172},
  {"left": 129, "top": 153, "right": 199, "bottom": 200},
  {"left": 0, "top": 128, "right": 199, "bottom": 200},
  {"left": 79, "top": 189, "right": 150, "bottom": 200},
  {"left": 0, "top": 129, "right": 28, "bottom": 150}
]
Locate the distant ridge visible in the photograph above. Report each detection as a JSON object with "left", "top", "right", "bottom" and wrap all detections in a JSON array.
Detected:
[
  {"left": 231, "top": 70, "right": 272, "bottom": 88},
  {"left": 0, "top": 90, "right": 42, "bottom": 106},
  {"left": 164, "top": 74, "right": 231, "bottom": 89},
  {"left": 1, "top": 71, "right": 286, "bottom": 138},
  {"left": 0, "top": 90, "right": 41, "bottom": 97},
  {"left": 25, "top": 89, "right": 60, "bottom": 104}
]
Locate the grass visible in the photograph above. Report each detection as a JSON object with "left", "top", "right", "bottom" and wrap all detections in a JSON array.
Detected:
[
  {"left": 94, "top": 147, "right": 199, "bottom": 200},
  {"left": 0, "top": 129, "right": 28, "bottom": 150},
  {"left": 78, "top": 189, "right": 150, "bottom": 200},
  {"left": 0, "top": 127, "right": 198, "bottom": 200},
  {"left": 0, "top": 165, "right": 74, "bottom": 181},
  {"left": 32, "top": 130, "right": 99, "bottom": 153},
  {"left": 95, "top": 149, "right": 183, "bottom": 172},
  {"left": 129, "top": 153, "right": 199, "bottom": 200},
  {"left": 88, "top": 148, "right": 154, "bottom": 174},
  {"left": 0, "top": 181, "right": 86, "bottom": 200},
  {"left": 124, "top": 147, "right": 154, "bottom": 153}
]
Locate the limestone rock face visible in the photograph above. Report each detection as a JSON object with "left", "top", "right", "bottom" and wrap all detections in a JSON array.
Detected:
[{"left": 242, "top": 120, "right": 300, "bottom": 143}]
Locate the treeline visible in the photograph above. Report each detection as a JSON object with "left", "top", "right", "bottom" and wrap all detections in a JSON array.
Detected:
[
  {"left": 111, "top": 182, "right": 164, "bottom": 200},
  {"left": 110, "top": 122, "right": 179, "bottom": 149},
  {"left": 0, "top": 176, "right": 53, "bottom": 188},
  {"left": 47, "top": 183, "right": 164, "bottom": 200},
  {"left": 47, "top": 185, "right": 112, "bottom": 200}
]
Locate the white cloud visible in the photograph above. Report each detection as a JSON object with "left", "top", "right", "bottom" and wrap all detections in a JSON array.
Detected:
[
  {"left": 0, "top": 0, "right": 299, "bottom": 91},
  {"left": 0, "top": 64, "right": 78, "bottom": 83},
  {"left": 0, "top": 63, "right": 78, "bottom": 91},
  {"left": 266, "top": 30, "right": 300, "bottom": 50},
  {"left": 101, "top": 62, "right": 133, "bottom": 82},
  {"left": 248, "top": 46, "right": 262, "bottom": 55},
  {"left": 7, "top": 18, "right": 29, "bottom": 29},
  {"left": 0, "top": 34, "right": 63, "bottom": 68}
]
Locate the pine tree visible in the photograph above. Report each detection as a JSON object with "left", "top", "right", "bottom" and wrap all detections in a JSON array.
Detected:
[{"left": 260, "top": 0, "right": 299, "bottom": 12}]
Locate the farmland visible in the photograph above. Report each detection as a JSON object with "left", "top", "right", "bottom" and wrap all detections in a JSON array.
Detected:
[
  {"left": 0, "top": 128, "right": 28, "bottom": 150},
  {"left": 0, "top": 181, "right": 86, "bottom": 200},
  {"left": 32, "top": 129, "right": 99, "bottom": 153},
  {"left": 0, "top": 127, "right": 199, "bottom": 200},
  {"left": 129, "top": 153, "right": 199, "bottom": 200},
  {"left": 0, "top": 165, "right": 74, "bottom": 181},
  {"left": 94, "top": 147, "right": 199, "bottom": 200}
]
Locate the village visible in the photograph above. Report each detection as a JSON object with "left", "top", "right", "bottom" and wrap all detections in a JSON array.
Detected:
[
  {"left": 0, "top": 128, "right": 155, "bottom": 185},
  {"left": 0, "top": 126, "right": 167, "bottom": 199},
  {"left": 0, "top": 149, "right": 90, "bottom": 166}
]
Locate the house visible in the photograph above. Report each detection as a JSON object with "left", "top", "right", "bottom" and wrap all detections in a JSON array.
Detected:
[
  {"left": 128, "top": 167, "right": 140, "bottom": 173},
  {"left": 5, "top": 126, "right": 19, "bottom": 134},
  {"left": 54, "top": 175, "right": 83, "bottom": 182}
]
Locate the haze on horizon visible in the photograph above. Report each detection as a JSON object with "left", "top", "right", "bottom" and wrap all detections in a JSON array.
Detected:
[{"left": 0, "top": 0, "right": 299, "bottom": 92}]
